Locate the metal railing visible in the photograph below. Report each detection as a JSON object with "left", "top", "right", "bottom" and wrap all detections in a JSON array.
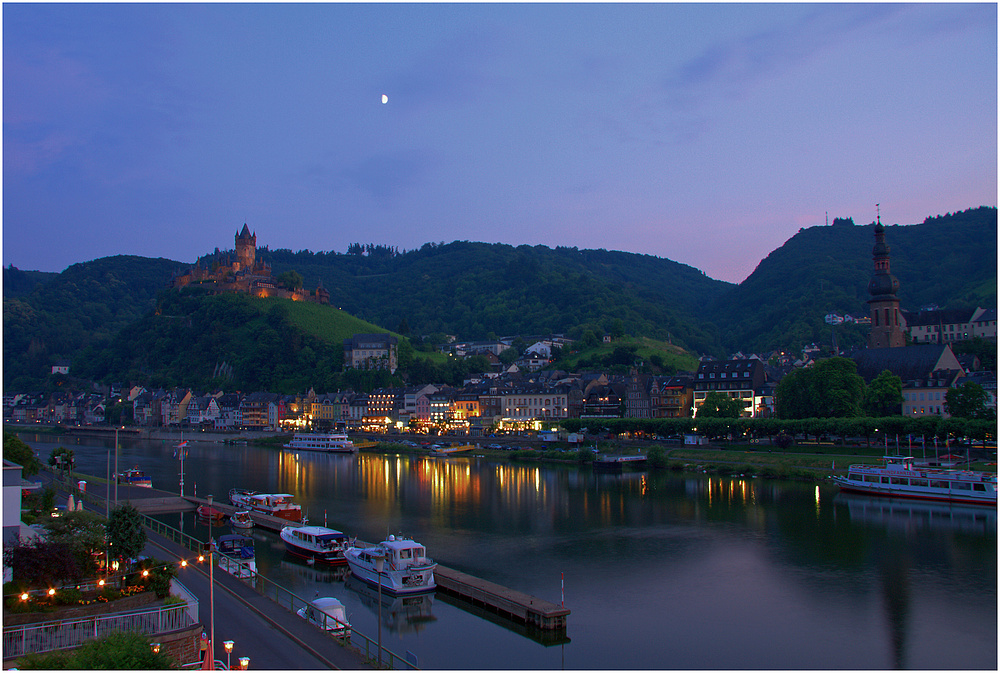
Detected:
[
  {"left": 138, "top": 514, "right": 416, "bottom": 669},
  {"left": 3, "top": 603, "right": 193, "bottom": 659}
]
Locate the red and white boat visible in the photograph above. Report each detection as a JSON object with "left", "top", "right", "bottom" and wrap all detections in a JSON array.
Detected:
[
  {"left": 833, "top": 455, "right": 997, "bottom": 506},
  {"left": 246, "top": 493, "right": 302, "bottom": 522}
]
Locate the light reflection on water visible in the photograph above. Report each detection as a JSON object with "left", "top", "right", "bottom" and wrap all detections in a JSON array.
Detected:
[{"left": 19, "top": 433, "right": 997, "bottom": 670}]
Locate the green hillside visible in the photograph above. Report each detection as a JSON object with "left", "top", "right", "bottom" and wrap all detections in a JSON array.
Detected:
[
  {"left": 255, "top": 241, "right": 730, "bottom": 356},
  {"left": 708, "top": 207, "right": 997, "bottom": 353},
  {"left": 3, "top": 256, "right": 182, "bottom": 389}
]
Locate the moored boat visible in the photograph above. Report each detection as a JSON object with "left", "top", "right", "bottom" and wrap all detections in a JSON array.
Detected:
[
  {"left": 297, "top": 597, "right": 351, "bottom": 635},
  {"left": 229, "top": 488, "right": 257, "bottom": 508},
  {"left": 345, "top": 534, "right": 437, "bottom": 595},
  {"left": 281, "top": 525, "right": 352, "bottom": 565},
  {"left": 197, "top": 504, "right": 226, "bottom": 521},
  {"left": 247, "top": 493, "right": 302, "bottom": 522},
  {"left": 230, "top": 509, "right": 254, "bottom": 529},
  {"left": 215, "top": 533, "right": 257, "bottom": 579},
  {"left": 115, "top": 467, "right": 152, "bottom": 488},
  {"left": 283, "top": 432, "right": 358, "bottom": 453},
  {"left": 832, "top": 455, "right": 997, "bottom": 506}
]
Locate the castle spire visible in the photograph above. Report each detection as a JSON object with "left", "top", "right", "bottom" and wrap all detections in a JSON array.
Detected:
[{"left": 866, "top": 206, "right": 906, "bottom": 348}]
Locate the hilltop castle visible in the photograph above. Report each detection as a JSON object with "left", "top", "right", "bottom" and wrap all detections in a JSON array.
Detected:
[{"left": 170, "top": 224, "right": 330, "bottom": 304}]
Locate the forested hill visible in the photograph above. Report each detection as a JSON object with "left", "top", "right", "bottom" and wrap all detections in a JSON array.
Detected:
[
  {"left": 708, "top": 206, "right": 997, "bottom": 353},
  {"left": 257, "top": 242, "right": 730, "bottom": 355}
]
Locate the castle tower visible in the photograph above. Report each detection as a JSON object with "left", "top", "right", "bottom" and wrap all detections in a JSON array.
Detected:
[
  {"left": 235, "top": 223, "right": 256, "bottom": 271},
  {"left": 867, "top": 209, "right": 906, "bottom": 348}
]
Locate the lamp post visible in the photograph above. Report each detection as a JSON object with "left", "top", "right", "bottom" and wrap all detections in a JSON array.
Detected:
[
  {"left": 114, "top": 427, "right": 119, "bottom": 505},
  {"left": 208, "top": 494, "right": 216, "bottom": 670},
  {"left": 374, "top": 554, "right": 384, "bottom": 668},
  {"left": 223, "top": 640, "right": 234, "bottom": 670},
  {"left": 150, "top": 642, "right": 161, "bottom": 655},
  {"left": 239, "top": 656, "right": 249, "bottom": 670}
]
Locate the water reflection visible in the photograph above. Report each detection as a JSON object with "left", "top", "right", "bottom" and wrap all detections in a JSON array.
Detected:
[
  {"left": 836, "top": 491, "right": 997, "bottom": 536},
  {"left": 344, "top": 575, "right": 437, "bottom": 634}
]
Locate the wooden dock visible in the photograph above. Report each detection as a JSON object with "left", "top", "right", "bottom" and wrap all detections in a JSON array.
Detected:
[{"left": 434, "top": 565, "right": 569, "bottom": 630}]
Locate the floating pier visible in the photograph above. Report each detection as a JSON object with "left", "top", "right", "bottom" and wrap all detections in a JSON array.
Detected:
[{"left": 434, "top": 565, "right": 569, "bottom": 630}]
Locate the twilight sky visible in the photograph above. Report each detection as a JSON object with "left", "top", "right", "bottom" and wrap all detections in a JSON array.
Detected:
[{"left": 3, "top": 3, "right": 996, "bottom": 284}]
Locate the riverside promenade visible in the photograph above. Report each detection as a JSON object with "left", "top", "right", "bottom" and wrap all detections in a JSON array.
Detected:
[{"left": 38, "top": 471, "right": 377, "bottom": 670}]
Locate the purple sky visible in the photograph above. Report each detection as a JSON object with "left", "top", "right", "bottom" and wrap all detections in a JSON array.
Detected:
[{"left": 4, "top": 3, "right": 996, "bottom": 284}]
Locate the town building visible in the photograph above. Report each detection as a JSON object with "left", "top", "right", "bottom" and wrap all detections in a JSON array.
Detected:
[
  {"left": 693, "top": 358, "right": 767, "bottom": 417},
  {"left": 343, "top": 334, "right": 398, "bottom": 374}
]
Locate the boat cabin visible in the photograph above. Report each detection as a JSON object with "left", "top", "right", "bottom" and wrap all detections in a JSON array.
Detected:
[
  {"left": 250, "top": 493, "right": 295, "bottom": 507},
  {"left": 289, "top": 527, "right": 346, "bottom": 549}
]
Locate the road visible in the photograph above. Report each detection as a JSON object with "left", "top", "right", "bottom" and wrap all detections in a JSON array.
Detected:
[{"left": 37, "top": 470, "right": 374, "bottom": 670}]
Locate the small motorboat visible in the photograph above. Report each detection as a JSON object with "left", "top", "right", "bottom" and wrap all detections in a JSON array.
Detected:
[
  {"left": 297, "top": 597, "right": 351, "bottom": 635},
  {"left": 230, "top": 509, "right": 254, "bottom": 529},
  {"left": 197, "top": 504, "right": 227, "bottom": 521},
  {"left": 215, "top": 534, "right": 256, "bottom": 579}
]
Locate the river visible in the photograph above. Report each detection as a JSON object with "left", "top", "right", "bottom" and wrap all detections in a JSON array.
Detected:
[{"left": 18, "top": 432, "right": 997, "bottom": 670}]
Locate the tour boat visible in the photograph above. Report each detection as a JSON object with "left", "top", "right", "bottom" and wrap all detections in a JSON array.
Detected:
[
  {"left": 247, "top": 493, "right": 303, "bottom": 522},
  {"left": 281, "top": 525, "right": 352, "bottom": 565},
  {"left": 283, "top": 432, "right": 357, "bottom": 453},
  {"left": 297, "top": 597, "right": 351, "bottom": 635},
  {"left": 229, "top": 488, "right": 257, "bottom": 508},
  {"left": 832, "top": 455, "right": 997, "bottom": 506},
  {"left": 215, "top": 534, "right": 257, "bottom": 579},
  {"left": 345, "top": 535, "right": 437, "bottom": 595},
  {"left": 230, "top": 509, "right": 254, "bottom": 529},
  {"left": 115, "top": 467, "right": 152, "bottom": 488}
]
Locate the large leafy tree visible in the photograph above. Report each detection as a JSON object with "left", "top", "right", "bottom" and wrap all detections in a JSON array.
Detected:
[
  {"left": 775, "top": 357, "right": 865, "bottom": 419},
  {"left": 696, "top": 391, "right": 745, "bottom": 418},
  {"left": 106, "top": 504, "right": 146, "bottom": 563},
  {"left": 945, "top": 381, "right": 991, "bottom": 419},
  {"left": 3, "top": 539, "right": 83, "bottom": 588},
  {"left": 42, "top": 510, "right": 107, "bottom": 577},
  {"left": 4, "top": 431, "right": 41, "bottom": 476},
  {"left": 863, "top": 370, "right": 904, "bottom": 417}
]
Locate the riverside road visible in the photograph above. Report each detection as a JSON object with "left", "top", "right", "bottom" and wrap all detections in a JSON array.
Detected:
[{"left": 38, "top": 471, "right": 375, "bottom": 670}]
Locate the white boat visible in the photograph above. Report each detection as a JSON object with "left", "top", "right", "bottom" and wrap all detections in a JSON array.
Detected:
[
  {"left": 345, "top": 535, "right": 437, "bottom": 595},
  {"left": 229, "top": 488, "right": 257, "bottom": 507},
  {"left": 215, "top": 534, "right": 257, "bottom": 579},
  {"left": 280, "top": 525, "right": 351, "bottom": 565},
  {"left": 283, "top": 432, "right": 357, "bottom": 453},
  {"left": 246, "top": 493, "right": 303, "bottom": 522},
  {"left": 230, "top": 509, "right": 254, "bottom": 529},
  {"left": 297, "top": 597, "right": 351, "bottom": 635},
  {"left": 832, "top": 455, "right": 997, "bottom": 506}
]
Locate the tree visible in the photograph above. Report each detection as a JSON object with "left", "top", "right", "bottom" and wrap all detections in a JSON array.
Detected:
[
  {"left": 697, "top": 391, "right": 745, "bottom": 418},
  {"left": 4, "top": 432, "right": 41, "bottom": 476},
  {"left": 863, "top": 370, "right": 904, "bottom": 417},
  {"left": 3, "top": 539, "right": 83, "bottom": 588},
  {"left": 945, "top": 381, "right": 990, "bottom": 419},
  {"left": 276, "top": 269, "right": 303, "bottom": 291},
  {"left": 48, "top": 446, "right": 75, "bottom": 475},
  {"left": 43, "top": 510, "right": 107, "bottom": 577},
  {"left": 775, "top": 358, "right": 865, "bottom": 419},
  {"left": 106, "top": 504, "right": 147, "bottom": 563}
]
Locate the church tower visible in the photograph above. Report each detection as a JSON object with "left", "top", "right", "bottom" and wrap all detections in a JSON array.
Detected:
[
  {"left": 867, "top": 208, "right": 906, "bottom": 348},
  {"left": 235, "top": 223, "right": 256, "bottom": 271}
]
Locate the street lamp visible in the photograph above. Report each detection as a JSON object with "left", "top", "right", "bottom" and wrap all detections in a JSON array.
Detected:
[
  {"left": 239, "top": 656, "right": 249, "bottom": 670},
  {"left": 208, "top": 495, "right": 216, "bottom": 670},
  {"left": 223, "top": 641, "right": 234, "bottom": 670},
  {"left": 150, "top": 643, "right": 161, "bottom": 655},
  {"left": 374, "top": 553, "right": 384, "bottom": 668}
]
